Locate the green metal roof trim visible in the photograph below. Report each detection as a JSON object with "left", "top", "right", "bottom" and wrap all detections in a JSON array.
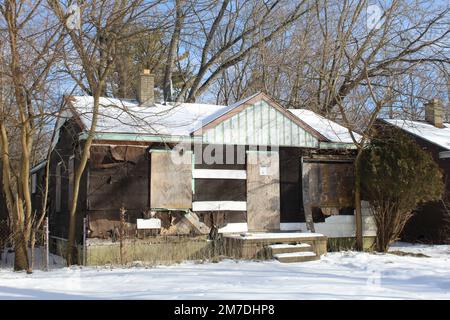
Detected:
[
  {"left": 78, "top": 132, "right": 201, "bottom": 143},
  {"left": 319, "top": 142, "right": 357, "bottom": 150},
  {"left": 77, "top": 132, "right": 356, "bottom": 150}
]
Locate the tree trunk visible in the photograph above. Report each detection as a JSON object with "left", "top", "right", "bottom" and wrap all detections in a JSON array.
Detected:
[
  {"left": 66, "top": 92, "right": 102, "bottom": 265},
  {"left": 163, "top": 0, "right": 183, "bottom": 102},
  {"left": 119, "top": 207, "right": 126, "bottom": 265},
  {"left": 13, "top": 230, "right": 29, "bottom": 271},
  {"left": 354, "top": 150, "right": 363, "bottom": 251},
  {"left": 29, "top": 231, "right": 36, "bottom": 271}
]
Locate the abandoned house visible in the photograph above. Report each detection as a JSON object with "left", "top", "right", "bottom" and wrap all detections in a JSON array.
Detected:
[
  {"left": 26, "top": 70, "right": 377, "bottom": 264},
  {"left": 380, "top": 99, "right": 450, "bottom": 243}
]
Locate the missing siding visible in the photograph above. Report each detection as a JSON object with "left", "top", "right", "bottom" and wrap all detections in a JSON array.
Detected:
[{"left": 90, "top": 145, "right": 145, "bottom": 169}]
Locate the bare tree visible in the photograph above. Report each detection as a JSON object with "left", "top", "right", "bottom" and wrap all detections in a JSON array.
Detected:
[
  {"left": 48, "top": 0, "right": 165, "bottom": 265},
  {"left": 167, "top": 0, "right": 312, "bottom": 102},
  {"left": 162, "top": 0, "right": 184, "bottom": 102},
  {"left": 0, "top": 0, "right": 63, "bottom": 271},
  {"left": 213, "top": 0, "right": 449, "bottom": 111},
  {"left": 204, "top": 1, "right": 448, "bottom": 249}
]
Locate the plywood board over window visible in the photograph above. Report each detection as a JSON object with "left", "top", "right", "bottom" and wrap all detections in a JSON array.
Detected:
[
  {"left": 246, "top": 151, "right": 280, "bottom": 231},
  {"left": 150, "top": 149, "right": 192, "bottom": 209}
]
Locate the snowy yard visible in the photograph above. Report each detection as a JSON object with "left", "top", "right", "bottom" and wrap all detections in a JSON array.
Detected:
[{"left": 0, "top": 242, "right": 449, "bottom": 300}]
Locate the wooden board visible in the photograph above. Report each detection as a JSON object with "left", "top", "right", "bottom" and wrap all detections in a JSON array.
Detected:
[
  {"left": 246, "top": 151, "right": 280, "bottom": 231},
  {"left": 150, "top": 150, "right": 192, "bottom": 209},
  {"left": 302, "top": 159, "right": 354, "bottom": 207}
]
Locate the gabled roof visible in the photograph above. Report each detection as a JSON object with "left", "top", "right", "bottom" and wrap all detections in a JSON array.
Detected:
[
  {"left": 193, "top": 92, "right": 328, "bottom": 141},
  {"left": 381, "top": 118, "right": 450, "bottom": 151},
  {"left": 288, "top": 109, "right": 362, "bottom": 144},
  {"left": 61, "top": 92, "right": 329, "bottom": 141},
  {"left": 57, "top": 93, "right": 358, "bottom": 148}
]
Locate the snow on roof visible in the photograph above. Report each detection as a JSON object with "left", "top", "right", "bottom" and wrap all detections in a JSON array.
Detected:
[
  {"left": 288, "top": 109, "right": 361, "bottom": 144},
  {"left": 382, "top": 119, "right": 450, "bottom": 150},
  {"left": 63, "top": 95, "right": 360, "bottom": 145},
  {"left": 68, "top": 96, "right": 229, "bottom": 136}
]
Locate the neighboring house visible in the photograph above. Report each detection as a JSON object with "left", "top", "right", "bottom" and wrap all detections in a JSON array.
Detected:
[
  {"left": 380, "top": 99, "right": 450, "bottom": 243},
  {"left": 30, "top": 70, "right": 376, "bottom": 252}
]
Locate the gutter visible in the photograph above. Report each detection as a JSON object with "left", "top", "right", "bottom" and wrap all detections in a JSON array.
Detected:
[
  {"left": 78, "top": 132, "right": 359, "bottom": 150},
  {"left": 78, "top": 132, "right": 201, "bottom": 143},
  {"left": 319, "top": 142, "right": 357, "bottom": 150},
  {"left": 30, "top": 160, "right": 47, "bottom": 174}
]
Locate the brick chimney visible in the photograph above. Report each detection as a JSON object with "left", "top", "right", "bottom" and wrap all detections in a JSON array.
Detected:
[
  {"left": 425, "top": 99, "right": 444, "bottom": 128},
  {"left": 138, "top": 69, "right": 154, "bottom": 105}
]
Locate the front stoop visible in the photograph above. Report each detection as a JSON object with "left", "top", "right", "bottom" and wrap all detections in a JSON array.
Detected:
[
  {"left": 223, "top": 232, "right": 327, "bottom": 261},
  {"left": 269, "top": 243, "right": 319, "bottom": 263}
]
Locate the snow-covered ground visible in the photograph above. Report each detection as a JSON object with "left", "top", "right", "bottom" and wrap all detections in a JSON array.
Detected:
[{"left": 0, "top": 242, "right": 449, "bottom": 300}]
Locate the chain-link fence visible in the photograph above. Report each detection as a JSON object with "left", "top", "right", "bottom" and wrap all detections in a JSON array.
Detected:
[
  {"left": 0, "top": 219, "right": 12, "bottom": 251},
  {"left": 0, "top": 218, "right": 50, "bottom": 270},
  {"left": 82, "top": 209, "right": 224, "bottom": 266}
]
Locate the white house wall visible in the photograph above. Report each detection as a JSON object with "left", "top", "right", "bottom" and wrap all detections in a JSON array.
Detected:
[{"left": 202, "top": 100, "right": 319, "bottom": 148}]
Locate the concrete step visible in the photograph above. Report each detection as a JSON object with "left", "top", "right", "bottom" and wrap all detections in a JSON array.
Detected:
[
  {"left": 273, "top": 251, "right": 318, "bottom": 263},
  {"left": 268, "top": 243, "right": 312, "bottom": 254},
  {"left": 227, "top": 232, "right": 326, "bottom": 245}
]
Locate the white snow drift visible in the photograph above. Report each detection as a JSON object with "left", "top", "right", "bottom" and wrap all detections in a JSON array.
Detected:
[{"left": 0, "top": 242, "right": 448, "bottom": 300}]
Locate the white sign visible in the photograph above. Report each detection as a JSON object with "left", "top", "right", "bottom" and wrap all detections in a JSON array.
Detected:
[
  {"left": 259, "top": 166, "right": 269, "bottom": 176},
  {"left": 137, "top": 218, "right": 161, "bottom": 229}
]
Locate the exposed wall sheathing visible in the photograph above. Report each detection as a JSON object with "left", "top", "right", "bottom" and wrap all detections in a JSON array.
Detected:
[
  {"left": 89, "top": 145, "right": 148, "bottom": 211},
  {"left": 302, "top": 159, "right": 354, "bottom": 208},
  {"left": 302, "top": 158, "right": 354, "bottom": 232}
]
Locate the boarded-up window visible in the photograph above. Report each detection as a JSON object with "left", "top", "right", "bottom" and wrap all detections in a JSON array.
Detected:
[
  {"left": 55, "top": 162, "right": 62, "bottom": 213},
  {"left": 302, "top": 159, "right": 354, "bottom": 208},
  {"left": 31, "top": 174, "right": 37, "bottom": 194},
  {"left": 150, "top": 149, "right": 192, "bottom": 209},
  {"left": 68, "top": 156, "right": 74, "bottom": 207}
]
